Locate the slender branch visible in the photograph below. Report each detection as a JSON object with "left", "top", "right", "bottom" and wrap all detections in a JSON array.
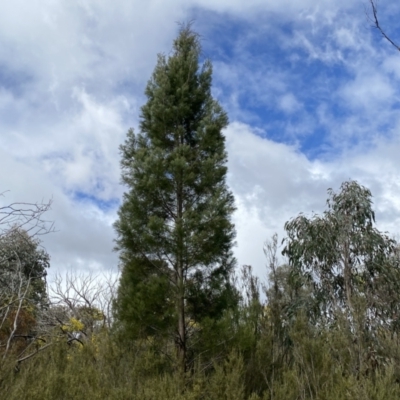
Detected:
[
  {"left": 17, "top": 343, "right": 53, "bottom": 364},
  {"left": 3, "top": 257, "right": 32, "bottom": 360},
  {"left": 0, "top": 191, "right": 55, "bottom": 238},
  {"left": 368, "top": 0, "right": 400, "bottom": 51}
]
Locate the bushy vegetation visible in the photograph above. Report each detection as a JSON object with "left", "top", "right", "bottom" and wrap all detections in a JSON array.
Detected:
[{"left": 3, "top": 271, "right": 400, "bottom": 400}]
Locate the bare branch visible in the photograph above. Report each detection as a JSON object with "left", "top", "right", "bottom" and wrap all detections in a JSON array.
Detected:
[
  {"left": 2, "top": 255, "right": 32, "bottom": 360},
  {"left": 0, "top": 191, "right": 55, "bottom": 238},
  {"left": 367, "top": 0, "right": 400, "bottom": 51},
  {"left": 48, "top": 271, "right": 119, "bottom": 335},
  {"left": 16, "top": 343, "right": 53, "bottom": 364}
]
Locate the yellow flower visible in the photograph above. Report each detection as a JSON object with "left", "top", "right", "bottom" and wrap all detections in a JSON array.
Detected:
[{"left": 70, "top": 317, "right": 85, "bottom": 331}]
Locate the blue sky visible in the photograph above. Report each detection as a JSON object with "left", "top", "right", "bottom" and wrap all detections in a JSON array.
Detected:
[
  {"left": 1, "top": 0, "right": 400, "bottom": 279},
  {"left": 199, "top": 5, "right": 400, "bottom": 158}
]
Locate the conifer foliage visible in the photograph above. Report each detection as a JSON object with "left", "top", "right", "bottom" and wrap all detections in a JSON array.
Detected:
[{"left": 113, "top": 26, "right": 236, "bottom": 371}]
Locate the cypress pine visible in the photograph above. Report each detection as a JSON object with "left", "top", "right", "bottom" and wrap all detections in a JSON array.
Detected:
[{"left": 113, "top": 25, "right": 236, "bottom": 372}]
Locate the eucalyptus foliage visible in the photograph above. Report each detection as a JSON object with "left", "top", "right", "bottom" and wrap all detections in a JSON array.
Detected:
[
  {"left": 0, "top": 228, "right": 49, "bottom": 307},
  {"left": 282, "top": 181, "right": 398, "bottom": 333}
]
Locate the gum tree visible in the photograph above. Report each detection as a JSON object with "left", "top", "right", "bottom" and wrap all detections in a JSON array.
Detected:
[{"left": 282, "top": 181, "right": 397, "bottom": 329}]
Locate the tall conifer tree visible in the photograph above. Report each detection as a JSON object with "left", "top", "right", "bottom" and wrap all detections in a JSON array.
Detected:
[{"left": 114, "top": 26, "right": 236, "bottom": 371}]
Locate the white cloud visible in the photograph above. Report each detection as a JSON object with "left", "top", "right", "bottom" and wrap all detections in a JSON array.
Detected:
[
  {"left": 226, "top": 122, "right": 328, "bottom": 275},
  {"left": 278, "top": 93, "right": 302, "bottom": 114},
  {"left": 0, "top": 148, "right": 119, "bottom": 278},
  {"left": 195, "top": 0, "right": 358, "bottom": 18},
  {"left": 340, "top": 70, "right": 395, "bottom": 111}
]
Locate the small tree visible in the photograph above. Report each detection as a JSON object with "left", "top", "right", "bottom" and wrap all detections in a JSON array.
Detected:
[
  {"left": 282, "top": 181, "right": 396, "bottom": 330},
  {"left": 0, "top": 194, "right": 53, "bottom": 363},
  {"left": 0, "top": 228, "right": 50, "bottom": 306},
  {"left": 282, "top": 181, "right": 400, "bottom": 375},
  {"left": 113, "top": 25, "right": 236, "bottom": 372}
]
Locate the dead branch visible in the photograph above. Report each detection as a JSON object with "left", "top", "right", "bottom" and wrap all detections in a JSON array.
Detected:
[
  {"left": 48, "top": 271, "right": 119, "bottom": 334},
  {"left": 0, "top": 191, "right": 55, "bottom": 238},
  {"left": 16, "top": 343, "right": 53, "bottom": 364},
  {"left": 367, "top": 0, "right": 400, "bottom": 51}
]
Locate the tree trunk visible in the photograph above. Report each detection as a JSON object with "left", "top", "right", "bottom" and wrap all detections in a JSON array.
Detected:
[
  {"left": 176, "top": 140, "right": 186, "bottom": 374},
  {"left": 177, "top": 282, "right": 186, "bottom": 373}
]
